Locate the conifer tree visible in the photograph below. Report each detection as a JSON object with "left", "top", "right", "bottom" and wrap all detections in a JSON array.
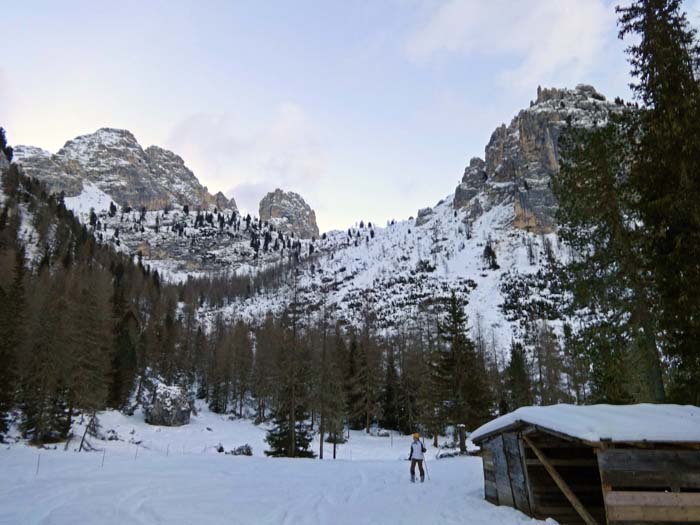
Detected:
[
  {"left": 380, "top": 346, "right": 400, "bottom": 430},
  {"left": 618, "top": 0, "right": 700, "bottom": 403},
  {"left": 555, "top": 117, "right": 664, "bottom": 402},
  {"left": 232, "top": 320, "right": 253, "bottom": 417},
  {"left": 505, "top": 341, "right": 532, "bottom": 410}
]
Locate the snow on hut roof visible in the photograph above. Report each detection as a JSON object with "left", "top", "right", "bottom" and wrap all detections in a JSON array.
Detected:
[{"left": 470, "top": 404, "right": 700, "bottom": 444}]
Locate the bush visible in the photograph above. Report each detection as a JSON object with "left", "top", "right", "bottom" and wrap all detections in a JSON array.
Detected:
[{"left": 227, "top": 444, "right": 253, "bottom": 456}]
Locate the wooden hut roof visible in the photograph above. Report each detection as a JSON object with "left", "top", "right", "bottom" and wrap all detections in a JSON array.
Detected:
[{"left": 471, "top": 404, "right": 700, "bottom": 445}]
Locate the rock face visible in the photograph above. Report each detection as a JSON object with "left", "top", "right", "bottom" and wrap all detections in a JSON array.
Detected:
[
  {"left": 144, "top": 383, "right": 191, "bottom": 427},
  {"left": 453, "top": 84, "right": 620, "bottom": 233},
  {"left": 259, "top": 189, "right": 319, "bottom": 239},
  {"left": 415, "top": 207, "right": 435, "bottom": 227},
  {"left": 14, "top": 128, "right": 223, "bottom": 211},
  {"left": 214, "top": 191, "right": 235, "bottom": 211},
  {"left": 0, "top": 150, "right": 9, "bottom": 172}
]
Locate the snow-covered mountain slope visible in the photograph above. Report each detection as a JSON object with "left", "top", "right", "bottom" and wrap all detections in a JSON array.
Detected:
[
  {"left": 13, "top": 85, "right": 611, "bottom": 351},
  {"left": 14, "top": 128, "right": 229, "bottom": 211},
  {"left": 215, "top": 195, "right": 563, "bottom": 355}
]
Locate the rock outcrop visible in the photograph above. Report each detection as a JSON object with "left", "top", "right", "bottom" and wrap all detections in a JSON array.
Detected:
[
  {"left": 415, "top": 207, "right": 435, "bottom": 226},
  {"left": 14, "top": 128, "right": 222, "bottom": 211},
  {"left": 214, "top": 191, "right": 235, "bottom": 211},
  {"left": 144, "top": 383, "right": 191, "bottom": 427},
  {"left": 0, "top": 150, "right": 9, "bottom": 172},
  {"left": 259, "top": 189, "right": 319, "bottom": 239},
  {"left": 453, "top": 84, "right": 620, "bottom": 233}
]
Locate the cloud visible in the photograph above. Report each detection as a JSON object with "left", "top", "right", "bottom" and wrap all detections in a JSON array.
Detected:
[
  {"left": 165, "top": 103, "right": 327, "bottom": 215},
  {"left": 406, "top": 0, "right": 616, "bottom": 89}
]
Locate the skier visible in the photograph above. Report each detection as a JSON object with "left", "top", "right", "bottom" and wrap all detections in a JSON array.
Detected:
[{"left": 408, "top": 432, "right": 426, "bottom": 483}]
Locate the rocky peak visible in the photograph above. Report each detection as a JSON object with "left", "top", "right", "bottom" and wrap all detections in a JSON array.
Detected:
[
  {"left": 14, "top": 128, "right": 221, "bottom": 211},
  {"left": 213, "top": 191, "right": 235, "bottom": 211},
  {"left": 259, "top": 189, "right": 319, "bottom": 239},
  {"left": 454, "top": 85, "right": 620, "bottom": 233}
]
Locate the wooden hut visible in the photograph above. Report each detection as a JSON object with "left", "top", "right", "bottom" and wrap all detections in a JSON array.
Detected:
[{"left": 470, "top": 404, "right": 700, "bottom": 525}]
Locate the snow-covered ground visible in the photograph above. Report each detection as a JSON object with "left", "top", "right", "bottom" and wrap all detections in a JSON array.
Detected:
[{"left": 0, "top": 406, "right": 550, "bottom": 525}]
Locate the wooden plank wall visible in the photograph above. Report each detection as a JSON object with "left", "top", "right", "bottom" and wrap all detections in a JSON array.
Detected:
[
  {"left": 598, "top": 448, "right": 700, "bottom": 524},
  {"left": 480, "top": 434, "right": 532, "bottom": 515},
  {"left": 481, "top": 447, "right": 498, "bottom": 505},
  {"left": 491, "top": 435, "right": 516, "bottom": 508},
  {"left": 522, "top": 434, "right": 605, "bottom": 525},
  {"left": 503, "top": 432, "right": 532, "bottom": 515}
]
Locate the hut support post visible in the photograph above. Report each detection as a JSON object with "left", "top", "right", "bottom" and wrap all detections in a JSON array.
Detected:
[{"left": 522, "top": 435, "right": 598, "bottom": 525}]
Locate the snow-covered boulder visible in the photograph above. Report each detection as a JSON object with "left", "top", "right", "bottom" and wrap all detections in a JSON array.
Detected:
[{"left": 144, "top": 383, "right": 191, "bottom": 427}]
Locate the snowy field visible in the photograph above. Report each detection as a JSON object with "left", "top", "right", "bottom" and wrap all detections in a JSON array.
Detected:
[{"left": 0, "top": 407, "right": 549, "bottom": 525}]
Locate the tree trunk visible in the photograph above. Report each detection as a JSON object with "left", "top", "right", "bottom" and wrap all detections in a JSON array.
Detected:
[
  {"left": 457, "top": 424, "right": 466, "bottom": 454},
  {"left": 319, "top": 415, "right": 324, "bottom": 460}
]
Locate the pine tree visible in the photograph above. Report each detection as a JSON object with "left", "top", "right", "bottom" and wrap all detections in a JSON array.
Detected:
[
  {"left": 435, "top": 291, "right": 492, "bottom": 430},
  {"left": 252, "top": 314, "right": 279, "bottom": 422},
  {"left": 618, "top": 0, "right": 700, "bottom": 403},
  {"left": 380, "top": 346, "right": 400, "bottom": 430},
  {"left": 265, "top": 269, "right": 315, "bottom": 458},
  {"left": 0, "top": 245, "right": 26, "bottom": 433},
  {"left": 505, "top": 341, "right": 532, "bottom": 410},
  {"left": 232, "top": 320, "right": 253, "bottom": 417},
  {"left": 555, "top": 117, "right": 664, "bottom": 403},
  {"left": 265, "top": 393, "right": 315, "bottom": 458}
]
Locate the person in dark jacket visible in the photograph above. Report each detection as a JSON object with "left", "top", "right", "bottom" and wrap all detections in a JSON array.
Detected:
[{"left": 409, "top": 432, "right": 426, "bottom": 482}]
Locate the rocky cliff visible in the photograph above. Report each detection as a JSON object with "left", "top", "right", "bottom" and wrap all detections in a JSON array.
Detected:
[
  {"left": 259, "top": 189, "right": 319, "bottom": 239},
  {"left": 14, "top": 128, "right": 229, "bottom": 211},
  {"left": 453, "top": 84, "right": 620, "bottom": 233}
]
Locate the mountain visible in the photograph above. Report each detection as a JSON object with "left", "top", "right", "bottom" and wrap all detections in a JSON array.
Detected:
[
  {"left": 11, "top": 86, "right": 617, "bottom": 346},
  {"left": 13, "top": 128, "right": 231, "bottom": 211},
  {"left": 259, "top": 189, "right": 319, "bottom": 239},
  {"left": 454, "top": 84, "right": 619, "bottom": 233}
]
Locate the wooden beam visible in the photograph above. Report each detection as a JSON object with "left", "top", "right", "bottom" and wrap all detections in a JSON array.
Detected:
[
  {"left": 523, "top": 435, "right": 599, "bottom": 525},
  {"left": 525, "top": 458, "right": 598, "bottom": 467},
  {"left": 605, "top": 491, "right": 700, "bottom": 522}
]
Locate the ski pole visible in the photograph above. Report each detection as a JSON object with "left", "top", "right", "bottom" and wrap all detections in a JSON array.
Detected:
[{"left": 422, "top": 439, "right": 431, "bottom": 481}]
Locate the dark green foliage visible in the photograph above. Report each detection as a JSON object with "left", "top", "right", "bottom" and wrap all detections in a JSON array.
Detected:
[
  {"left": 618, "top": 0, "right": 700, "bottom": 403},
  {"left": 380, "top": 347, "right": 400, "bottom": 430},
  {"left": 435, "top": 291, "right": 493, "bottom": 431},
  {"left": 555, "top": 115, "right": 664, "bottom": 403},
  {"left": 0, "top": 127, "right": 12, "bottom": 162},
  {"left": 264, "top": 399, "right": 315, "bottom": 458},
  {"left": 505, "top": 342, "right": 532, "bottom": 410}
]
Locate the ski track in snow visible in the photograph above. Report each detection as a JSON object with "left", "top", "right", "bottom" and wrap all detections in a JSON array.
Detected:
[
  {"left": 0, "top": 405, "right": 550, "bottom": 525},
  {"left": 0, "top": 452, "right": 546, "bottom": 525}
]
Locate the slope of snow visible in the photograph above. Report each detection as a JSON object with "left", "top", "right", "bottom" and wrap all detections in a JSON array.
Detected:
[
  {"left": 214, "top": 194, "right": 561, "bottom": 360},
  {"left": 0, "top": 405, "right": 550, "bottom": 525},
  {"left": 471, "top": 403, "right": 700, "bottom": 443},
  {"left": 64, "top": 182, "right": 113, "bottom": 215}
]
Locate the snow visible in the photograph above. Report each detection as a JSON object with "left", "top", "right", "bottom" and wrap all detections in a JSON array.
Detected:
[
  {"left": 64, "top": 182, "right": 113, "bottom": 215},
  {"left": 471, "top": 403, "right": 700, "bottom": 443},
  {"left": 0, "top": 406, "right": 551, "bottom": 525}
]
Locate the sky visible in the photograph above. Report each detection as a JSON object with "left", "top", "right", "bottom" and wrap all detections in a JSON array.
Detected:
[{"left": 3, "top": 0, "right": 697, "bottom": 232}]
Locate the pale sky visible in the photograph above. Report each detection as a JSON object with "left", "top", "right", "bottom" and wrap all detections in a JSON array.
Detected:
[{"left": 5, "top": 0, "right": 694, "bottom": 232}]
